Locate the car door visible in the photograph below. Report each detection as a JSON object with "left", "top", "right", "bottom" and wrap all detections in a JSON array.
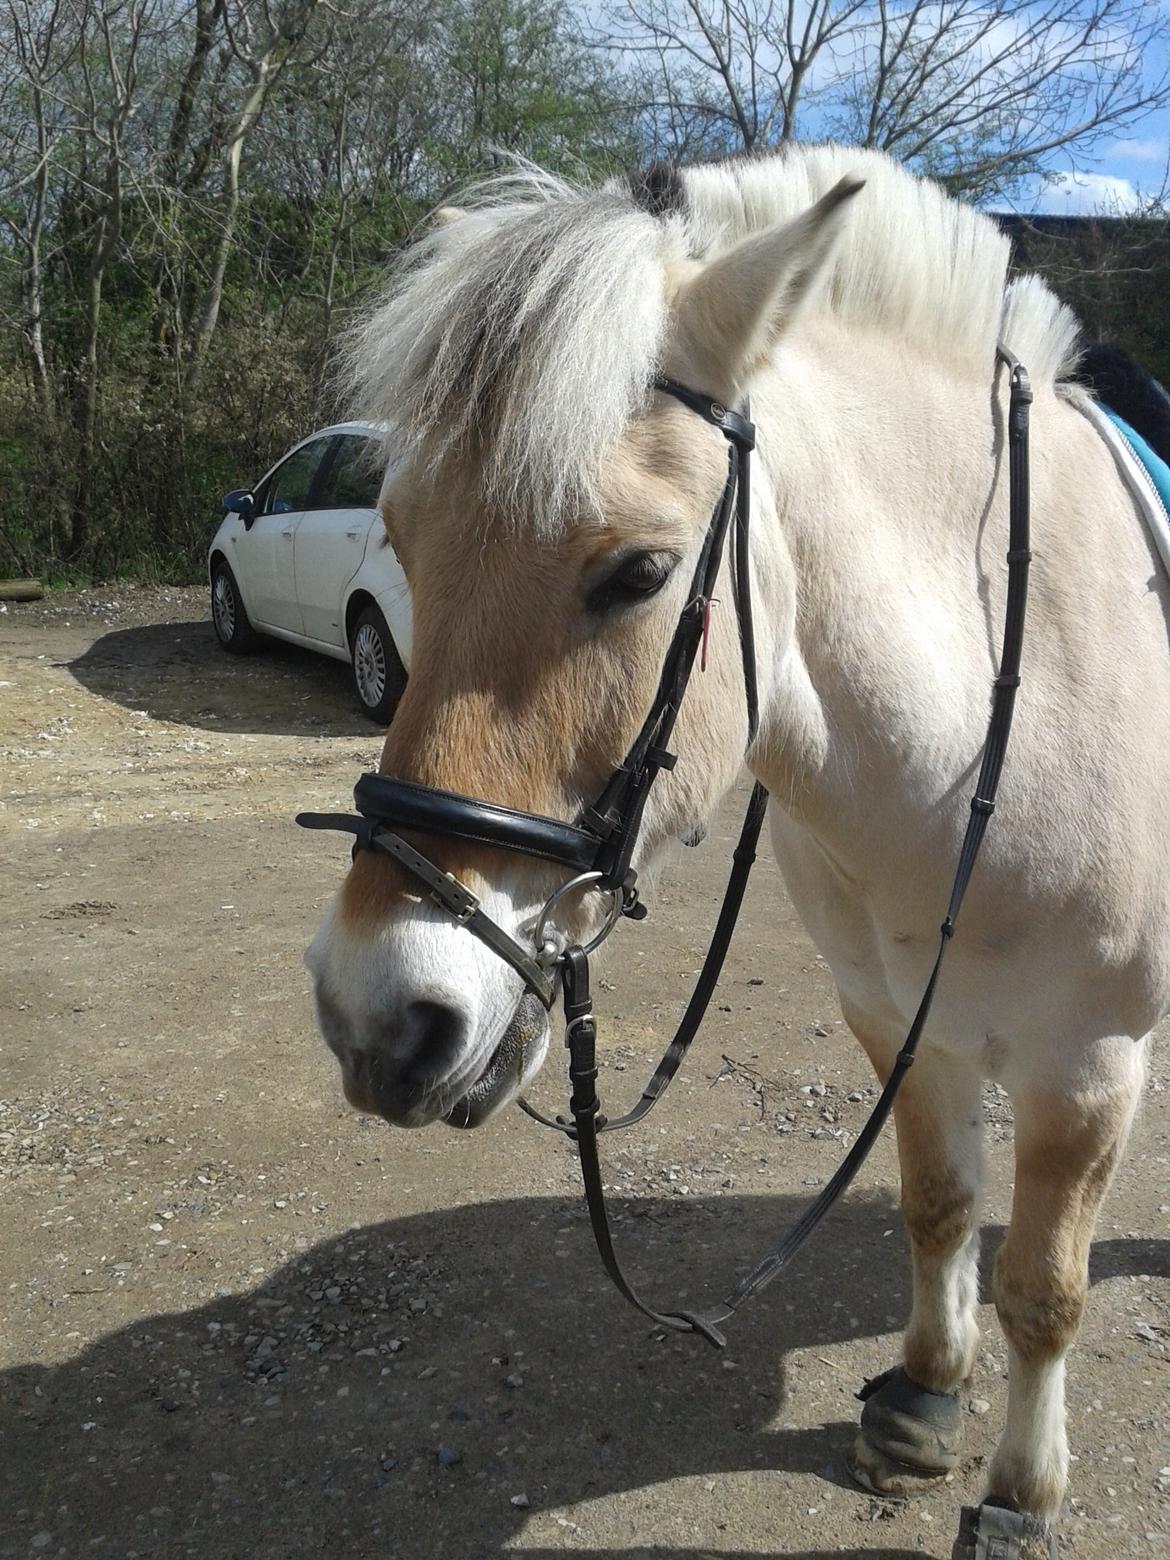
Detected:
[
  {"left": 293, "top": 433, "right": 384, "bottom": 646},
  {"left": 236, "top": 437, "right": 333, "bottom": 633}
]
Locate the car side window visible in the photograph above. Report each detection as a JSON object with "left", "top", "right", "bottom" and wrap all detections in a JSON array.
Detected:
[
  {"left": 262, "top": 440, "right": 328, "bottom": 516},
  {"left": 315, "top": 435, "right": 383, "bottom": 510}
]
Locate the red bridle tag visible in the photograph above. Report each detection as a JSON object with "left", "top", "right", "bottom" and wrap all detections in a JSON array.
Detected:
[{"left": 701, "top": 597, "right": 719, "bottom": 672}]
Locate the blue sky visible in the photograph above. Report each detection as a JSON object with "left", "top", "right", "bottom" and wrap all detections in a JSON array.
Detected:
[
  {"left": 998, "top": 36, "right": 1170, "bottom": 214},
  {"left": 1011, "top": 112, "right": 1170, "bottom": 213}
]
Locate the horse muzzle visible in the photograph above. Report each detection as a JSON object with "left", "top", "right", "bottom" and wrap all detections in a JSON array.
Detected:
[
  {"left": 322, "top": 987, "right": 549, "bottom": 1130},
  {"left": 442, "top": 991, "right": 549, "bottom": 1128}
]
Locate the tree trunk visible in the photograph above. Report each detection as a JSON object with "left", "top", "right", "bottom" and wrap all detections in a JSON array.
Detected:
[
  {"left": 68, "top": 137, "right": 123, "bottom": 561},
  {"left": 185, "top": 3, "right": 320, "bottom": 404},
  {"left": 182, "top": 110, "right": 251, "bottom": 408},
  {"left": 68, "top": 262, "right": 105, "bottom": 560},
  {"left": 24, "top": 80, "right": 55, "bottom": 424}
]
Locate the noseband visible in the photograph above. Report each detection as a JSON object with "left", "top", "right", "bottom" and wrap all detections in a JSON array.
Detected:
[{"left": 298, "top": 353, "right": 1033, "bottom": 1348}]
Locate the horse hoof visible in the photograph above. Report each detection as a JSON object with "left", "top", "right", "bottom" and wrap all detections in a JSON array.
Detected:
[
  {"left": 846, "top": 1431, "right": 952, "bottom": 1498},
  {"left": 850, "top": 1364, "right": 964, "bottom": 1493},
  {"left": 951, "top": 1501, "right": 1056, "bottom": 1559}
]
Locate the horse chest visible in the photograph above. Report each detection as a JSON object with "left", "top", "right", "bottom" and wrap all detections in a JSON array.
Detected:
[{"left": 768, "top": 810, "right": 1030, "bottom": 1060}]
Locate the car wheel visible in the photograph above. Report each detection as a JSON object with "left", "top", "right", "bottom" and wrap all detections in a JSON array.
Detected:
[
  {"left": 351, "top": 603, "right": 407, "bottom": 725},
  {"left": 211, "top": 559, "right": 260, "bottom": 653}
]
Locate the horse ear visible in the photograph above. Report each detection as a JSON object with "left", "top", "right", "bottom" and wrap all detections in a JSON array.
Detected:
[{"left": 673, "top": 176, "right": 864, "bottom": 395}]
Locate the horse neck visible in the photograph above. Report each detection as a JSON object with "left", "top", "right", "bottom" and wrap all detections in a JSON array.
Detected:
[{"left": 749, "top": 322, "right": 1005, "bottom": 841}]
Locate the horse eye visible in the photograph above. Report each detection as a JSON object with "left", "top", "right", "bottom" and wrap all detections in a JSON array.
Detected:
[{"left": 586, "top": 551, "right": 677, "bottom": 615}]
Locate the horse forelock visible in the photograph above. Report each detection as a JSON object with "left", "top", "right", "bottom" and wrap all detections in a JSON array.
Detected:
[{"left": 346, "top": 179, "right": 680, "bottom": 536}]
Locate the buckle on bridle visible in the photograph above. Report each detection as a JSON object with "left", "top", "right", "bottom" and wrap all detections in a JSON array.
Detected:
[
  {"left": 434, "top": 876, "right": 479, "bottom": 924},
  {"left": 564, "top": 1011, "right": 594, "bottom": 1047}
]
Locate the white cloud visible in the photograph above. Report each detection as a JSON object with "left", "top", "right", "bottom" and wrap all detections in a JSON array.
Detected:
[
  {"left": 1109, "top": 137, "right": 1168, "bottom": 163},
  {"left": 1033, "top": 171, "right": 1143, "bottom": 215}
]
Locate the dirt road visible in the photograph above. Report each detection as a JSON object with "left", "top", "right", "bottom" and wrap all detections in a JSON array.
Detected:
[{"left": 2, "top": 588, "right": 1168, "bottom": 1559}]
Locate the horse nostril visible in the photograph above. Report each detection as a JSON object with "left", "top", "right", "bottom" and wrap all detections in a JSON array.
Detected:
[{"left": 389, "top": 999, "right": 467, "bottom": 1089}]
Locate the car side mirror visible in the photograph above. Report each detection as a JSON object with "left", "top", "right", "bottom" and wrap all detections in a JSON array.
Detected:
[{"left": 222, "top": 489, "right": 255, "bottom": 527}]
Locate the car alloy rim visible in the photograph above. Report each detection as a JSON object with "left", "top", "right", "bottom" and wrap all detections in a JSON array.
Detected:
[
  {"left": 354, "top": 622, "right": 386, "bottom": 707},
  {"left": 213, "top": 573, "right": 235, "bottom": 639}
]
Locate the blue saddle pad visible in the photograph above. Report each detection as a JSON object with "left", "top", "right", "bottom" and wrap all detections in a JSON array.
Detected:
[{"left": 1101, "top": 407, "right": 1170, "bottom": 522}]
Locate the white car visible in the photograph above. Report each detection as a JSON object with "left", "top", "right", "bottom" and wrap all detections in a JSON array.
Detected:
[{"left": 207, "top": 422, "right": 411, "bottom": 723}]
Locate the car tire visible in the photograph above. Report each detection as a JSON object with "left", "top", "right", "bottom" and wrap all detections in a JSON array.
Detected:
[
  {"left": 211, "top": 559, "right": 261, "bottom": 653},
  {"left": 351, "top": 603, "right": 407, "bottom": 725}
]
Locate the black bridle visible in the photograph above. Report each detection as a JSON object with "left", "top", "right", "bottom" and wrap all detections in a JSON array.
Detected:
[
  {"left": 298, "top": 375, "right": 759, "bottom": 1007},
  {"left": 297, "top": 352, "right": 1032, "bottom": 1348}
]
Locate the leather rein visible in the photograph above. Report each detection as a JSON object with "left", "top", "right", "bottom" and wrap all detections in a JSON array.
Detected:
[{"left": 297, "top": 352, "right": 1033, "bottom": 1348}]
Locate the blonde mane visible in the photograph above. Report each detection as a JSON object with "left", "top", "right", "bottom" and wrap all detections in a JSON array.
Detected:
[
  {"left": 679, "top": 147, "right": 1078, "bottom": 384},
  {"left": 346, "top": 146, "right": 1079, "bottom": 528}
]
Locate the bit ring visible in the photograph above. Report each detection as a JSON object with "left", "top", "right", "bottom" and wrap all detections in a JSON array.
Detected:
[{"left": 534, "top": 871, "right": 622, "bottom": 964}]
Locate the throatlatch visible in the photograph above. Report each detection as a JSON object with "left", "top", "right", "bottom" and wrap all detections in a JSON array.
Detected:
[{"left": 297, "top": 350, "right": 1032, "bottom": 1348}]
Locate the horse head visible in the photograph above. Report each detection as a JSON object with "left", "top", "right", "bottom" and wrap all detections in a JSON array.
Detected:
[{"left": 304, "top": 173, "right": 861, "bottom": 1129}]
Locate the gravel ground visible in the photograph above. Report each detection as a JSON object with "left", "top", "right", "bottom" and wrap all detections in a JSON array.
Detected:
[{"left": 1, "top": 586, "right": 1168, "bottom": 1560}]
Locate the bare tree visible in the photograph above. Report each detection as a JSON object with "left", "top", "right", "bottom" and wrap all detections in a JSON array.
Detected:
[
  {"left": 65, "top": 0, "right": 159, "bottom": 556},
  {"left": 432, "top": 0, "right": 633, "bottom": 174},
  {"left": 182, "top": 0, "right": 324, "bottom": 403},
  {"left": 601, "top": 0, "right": 871, "bottom": 154},
  {"left": 840, "top": 0, "right": 1170, "bottom": 198},
  {"left": 254, "top": 0, "right": 434, "bottom": 392},
  {"left": 160, "top": 0, "right": 225, "bottom": 190},
  {"left": 601, "top": 0, "right": 1170, "bottom": 199},
  {"left": 0, "top": 0, "right": 641, "bottom": 576},
  {"left": 0, "top": 0, "right": 75, "bottom": 424}
]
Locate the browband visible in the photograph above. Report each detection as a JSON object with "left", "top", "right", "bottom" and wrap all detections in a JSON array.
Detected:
[{"left": 653, "top": 375, "right": 756, "bottom": 451}]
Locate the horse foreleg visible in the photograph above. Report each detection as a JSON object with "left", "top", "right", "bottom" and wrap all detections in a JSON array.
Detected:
[
  {"left": 985, "top": 1047, "right": 1145, "bottom": 1522},
  {"left": 847, "top": 1021, "right": 985, "bottom": 1495}
]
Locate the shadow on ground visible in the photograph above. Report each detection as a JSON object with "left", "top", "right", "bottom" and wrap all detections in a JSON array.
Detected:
[
  {"left": 506, "top": 1551, "right": 923, "bottom": 1559},
  {"left": 68, "top": 619, "right": 373, "bottom": 736},
  {"left": 508, "top": 1547, "right": 929, "bottom": 1560},
  {"left": 2, "top": 1192, "right": 1163, "bottom": 1560}
]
